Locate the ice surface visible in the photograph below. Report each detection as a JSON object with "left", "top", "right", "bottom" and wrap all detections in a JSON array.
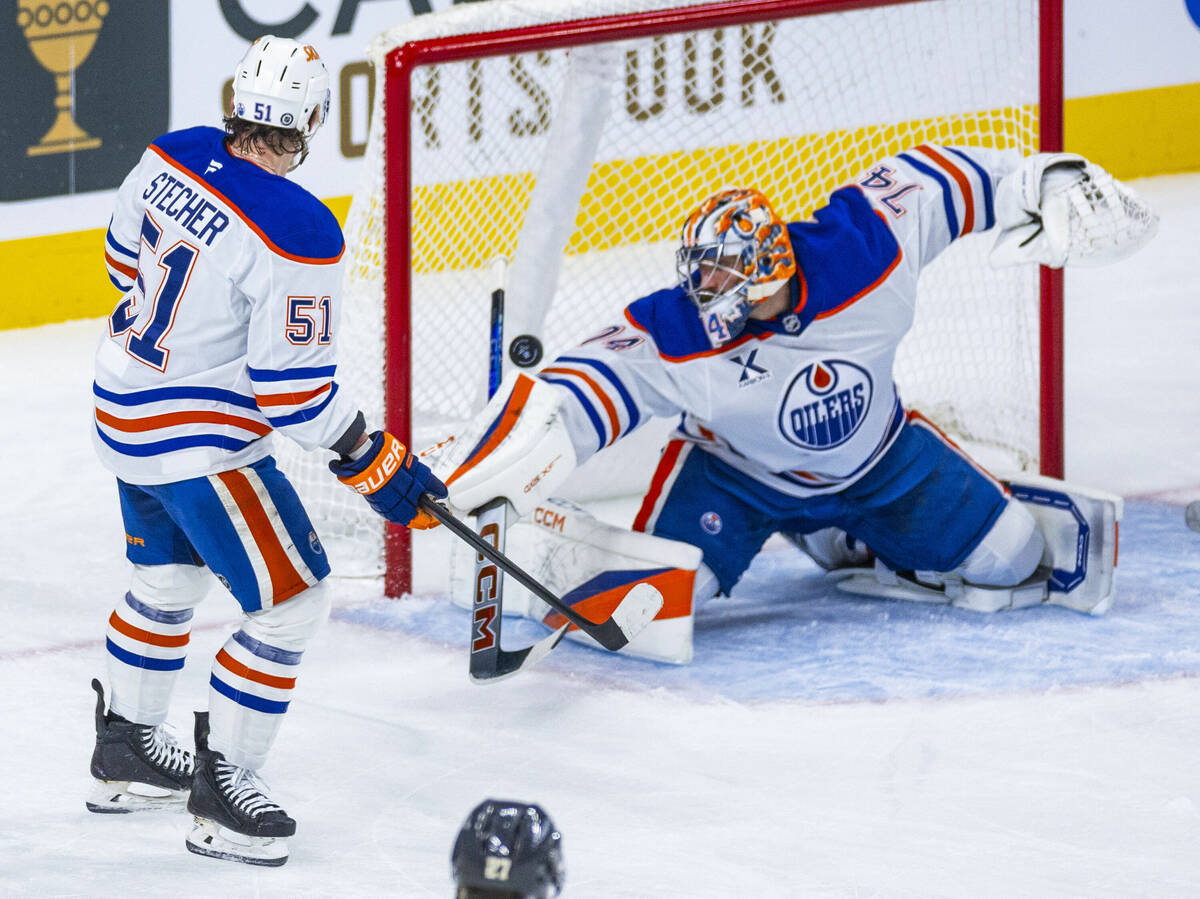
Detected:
[{"left": 2, "top": 174, "right": 1199, "bottom": 897}]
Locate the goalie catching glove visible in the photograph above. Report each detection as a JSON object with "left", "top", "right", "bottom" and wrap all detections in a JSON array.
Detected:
[
  {"left": 330, "top": 430, "right": 447, "bottom": 528},
  {"left": 990, "top": 152, "right": 1158, "bottom": 268},
  {"left": 429, "top": 373, "right": 578, "bottom": 517}
]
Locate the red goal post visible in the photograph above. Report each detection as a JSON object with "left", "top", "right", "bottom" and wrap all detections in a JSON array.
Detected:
[{"left": 325, "top": 0, "right": 1064, "bottom": 597}]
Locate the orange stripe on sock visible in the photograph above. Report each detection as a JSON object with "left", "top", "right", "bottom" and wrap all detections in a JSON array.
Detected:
[
  {"left": 108, "top": 610, "right": 189, "bottom": 647},
  {"left": 216, "top": 469, "right": 307, "bottom": 603},
  {"left": 216, "top": 648, "right": 296, "bottom": 690}
]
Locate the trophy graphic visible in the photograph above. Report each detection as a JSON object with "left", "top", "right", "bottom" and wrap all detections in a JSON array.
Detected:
[{"left": 17, "top": 0, "right": 110, "bottom": 157}]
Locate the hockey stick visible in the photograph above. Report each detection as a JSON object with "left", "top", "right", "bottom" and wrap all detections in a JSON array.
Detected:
[
  {"left": 451, "top": 264, "right": 591, "bottom": 682},
  {"left": 420, "top": 496, "right": 663, "bottom": 653},
  {"left": 460, "top": 497, "right": 569, "bottom": 682}
]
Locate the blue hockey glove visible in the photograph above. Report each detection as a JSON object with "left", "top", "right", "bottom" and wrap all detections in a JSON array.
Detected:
[{"left": 329, "top": 431, "right": 447, "bottom": 528}]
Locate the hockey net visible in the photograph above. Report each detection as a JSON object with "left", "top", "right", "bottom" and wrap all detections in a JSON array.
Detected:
[{"left": 277, "top": 0, "right": 1061, "bottom": 595}]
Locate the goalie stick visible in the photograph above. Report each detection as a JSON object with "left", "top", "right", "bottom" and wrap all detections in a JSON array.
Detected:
[
  {"left": 421, "top": 496, "right": 664, "bottom": 655},
  {"left": 459, "top": 497, "right": 569, "bottom": 682}
]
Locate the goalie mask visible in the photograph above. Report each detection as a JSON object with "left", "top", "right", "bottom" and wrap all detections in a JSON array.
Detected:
[
  {"left": 451, "top": 800, "right": 564, "bottom": 898},
  {"left": 677, "top": 188, "right": 796, "bottom": 347},
  {"left": 232, "top": 36, "right": 330, "bottom": 139}
]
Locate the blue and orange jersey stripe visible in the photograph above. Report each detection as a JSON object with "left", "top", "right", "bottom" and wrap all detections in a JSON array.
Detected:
[
  {"left": 541, "top": 365, "right": 621, "bottom": 445},
  {"left": 95, "top": 407, "right": 271, "bottom": 436}
]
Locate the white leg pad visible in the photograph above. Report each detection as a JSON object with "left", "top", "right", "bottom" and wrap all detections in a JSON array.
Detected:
[
  {"left": 456, "top": 498, "right": 703, "bottom": 664},
  {"left": 837, "top": 476, "right": 1122, "bottom": 615},
  {"left": 957, "top": 500, "right": 1044, "bottom": 586},
  {"left": 1004, "top": 474, "right": 1123, "bottom": 615}
]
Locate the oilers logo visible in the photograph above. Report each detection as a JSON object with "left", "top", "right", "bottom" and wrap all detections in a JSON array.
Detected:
[{"left": 778, "top": 360, "right": 872, "bottom": 449}]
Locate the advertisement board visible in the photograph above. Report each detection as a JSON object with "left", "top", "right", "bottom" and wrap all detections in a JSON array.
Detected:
[{"left": 0, "top": 0, "right": 1198, "bottom": 327}]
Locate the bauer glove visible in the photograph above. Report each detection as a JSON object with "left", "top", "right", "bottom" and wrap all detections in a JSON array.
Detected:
[{"left": 329, "top": 430, "right": 447, "bottom": 528}]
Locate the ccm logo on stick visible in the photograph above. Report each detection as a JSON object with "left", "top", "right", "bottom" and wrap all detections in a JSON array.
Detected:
[{"left": 472, "top": 523, "right": 501, "bottom": 652}]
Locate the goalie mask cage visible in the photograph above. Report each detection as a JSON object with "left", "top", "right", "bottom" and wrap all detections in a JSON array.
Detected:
[{"left": 278, "top": 0, "right": 1064, "bottom": 596}]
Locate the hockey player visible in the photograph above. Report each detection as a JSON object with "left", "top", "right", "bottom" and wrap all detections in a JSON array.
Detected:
[
  {"left": 88, "top": 36, "right": 446, "bottom": 865},
  {"left": 432, "top": 145, "right": 1155, "bottom": 663},
  {"left": 451, "top": 799, "right": 565, "bottom": 898}
]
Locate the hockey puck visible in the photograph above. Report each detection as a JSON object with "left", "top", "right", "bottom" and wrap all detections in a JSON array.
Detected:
[
  {"left": 509, "top": 335, "right": 544, "bottom": 367},
  {"left": 1186, "top": 500, "right": 1200, "bottom": 533}
]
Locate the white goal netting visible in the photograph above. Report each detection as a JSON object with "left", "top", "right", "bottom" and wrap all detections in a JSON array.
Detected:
[{"left": 278, "top": 0, "right": 1050, "bottom": 587}]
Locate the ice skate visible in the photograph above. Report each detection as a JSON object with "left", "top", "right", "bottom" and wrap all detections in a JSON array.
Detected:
[
  {"left": 185, "top": 711, "right": 295, "bottom": 867},
  {"left": 86, "top": 678, "right": 193, "bottom": 814}
]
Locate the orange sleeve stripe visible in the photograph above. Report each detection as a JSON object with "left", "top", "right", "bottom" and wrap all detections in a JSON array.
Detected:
[
  {"left": 148, "top": 144, "right": 344, "bottom": 265},
  {"left": 215, "top": 469, "right": 308, "bottom": 601},
  {"left": 216, "top": 648, "right": 296, "bottom": 690},
  {"left": 445, "top": 375, "right": 535, "bottom": 487},
  {"left": 254, "top": 382, "right": 332, "bottom": 407},
  {"left": 540, "top": 366, "right": 621, "bottom": 445},
  {"left": 108, "top": 611, "right": 189, "bottom": 648},
  {"left": 105, "top": 252, "right": 137, "bottom": 280},
  {"left": 916, "top": 144, "right": 975, "bottom": 236},
  {"left": 96, "top": 407, "right": 271, "bottom": 436}
]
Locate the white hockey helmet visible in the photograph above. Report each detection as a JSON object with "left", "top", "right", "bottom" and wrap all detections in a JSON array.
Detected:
[
  {"left": 677, "top": 188, "right": 796, "bottom": 347},
  {"left": 231, "top": 36, "right": 330, "bottom": 138}
]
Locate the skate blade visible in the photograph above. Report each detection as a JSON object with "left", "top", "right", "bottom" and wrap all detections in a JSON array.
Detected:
[
  {"left": 86, "top": 780, "right": 188, "bottom": 814},
  {"left": 185, "top": 817, "right": 289, "bottom": 867}
]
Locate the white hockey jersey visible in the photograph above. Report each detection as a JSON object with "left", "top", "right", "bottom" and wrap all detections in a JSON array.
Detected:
[
  {"left": 538, "top": 145, "right": 1023, "bottom": 500},
  {"left": 94, "top": 126, "right": 359, "bottom": 485}
]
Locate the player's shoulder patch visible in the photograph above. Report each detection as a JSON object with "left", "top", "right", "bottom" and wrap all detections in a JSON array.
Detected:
[
  {"left": 148, "top": 126, "right": 343, "bottom": 263},
  {"left": 789, "top": 187, "right": 901, "bottom": 318},
  {"left": 625, "top": 286, "right": 717, "bottom": 361}
]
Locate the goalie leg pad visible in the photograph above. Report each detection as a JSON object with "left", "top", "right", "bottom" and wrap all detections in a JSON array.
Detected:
[
  {"left": 837, "top": 476, "right": 1122, "bottom": 615},
  {"left": 956, "top": 499, "right": 1044, "bottom": 587},
  {"left": 496, "top": 498, "right": 704, "bottom": 664},
  {"left": 1004, "top": 475, "right": 1122, "bottom": 615}
]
